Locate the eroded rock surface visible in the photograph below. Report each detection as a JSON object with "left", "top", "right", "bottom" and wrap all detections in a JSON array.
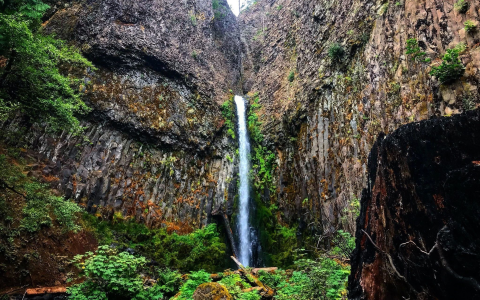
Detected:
[
  {"left": 239, "top": 0, "right": 480, "bottom": 233},
  {"left": 349, "top": 109, "right": 480, "bottom": 300}
]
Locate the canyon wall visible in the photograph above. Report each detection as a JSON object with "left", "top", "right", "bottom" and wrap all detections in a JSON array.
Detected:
[
  {"left": 1, "top": 0, "right": 243, "bottom": 230},
  {"left": 238, "top": 0, "right": 480, "bottom": 235},
  {"left": 2, "top": 0, "right": 480, "bottom": 247}
]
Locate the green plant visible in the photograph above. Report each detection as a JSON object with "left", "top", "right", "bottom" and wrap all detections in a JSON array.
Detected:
[
  {"left": 221, "top": 95, "right": 236, "bottom": 139},
  {"left": 429, "top": 45, "right": 465, "bottom": 84},
  {"left": 405, "top": 38, "right": 429, "bottom": 62},
  {"left": 395, "top": 1, "right": 402, "bottom": 6},
  {"left": 212, "top": 0, "right": 225, "bottom": 19},
  {"left": 287, "top": 71, "right": 295, "bottom": 82},
  {"left": 464, "top": 20, "right": 477, "bottom": 33},
  {"left": 190, "top": 14, "right": 197, "bottom": 26},
  {"left": 454, "top": 0, "right": 469, "bottom": 13},
  {"left": 276, "top": 5, "right": 283, "bottom": 10},
  {"left": 68, "top": 246, "right": 164, "bottom": 300},
  {"left": 0, "top": 1, "right": 94, "bottom": 133},
  {"left": 191, "top": 50, "right": 198, "bottom": 59},
  {"left": 174, "top": 270, "right": 212, "bottom": 300},
  {"left": 328, "top": 43, "right": 345, "bottom": 63}
]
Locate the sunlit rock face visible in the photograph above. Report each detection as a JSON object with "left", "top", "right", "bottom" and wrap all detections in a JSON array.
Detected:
[
  {"left": 238, "top": 0, "right": 480, "bottom": 234},
  {"left": 349, "top": 109, "right": 480, "bottom": 300}
]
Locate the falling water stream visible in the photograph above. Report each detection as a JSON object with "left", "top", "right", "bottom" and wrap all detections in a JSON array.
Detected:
[{"left": 235, "top": 95, "right": 253, "bottom": 267}]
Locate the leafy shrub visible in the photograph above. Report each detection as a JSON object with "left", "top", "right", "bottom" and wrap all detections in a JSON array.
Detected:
[
  {"left": 0, "top": 1, "right": 94, "bottom": 132},
  {"left": 328, "top": 43, "right": 345, "bottom": 63},
  {"left": 464, "top": 20, "right": 477, "bottom": 33},
  {"left": 287, "top": 71, "right": 295, "bottom": 82},
  {"left": 429, "top": 45, "right": 465, "bottom": 84},
  {"left": 405, "top": 38, "right": 429, "bottom": 62},
  {"left": 83, "top": 214, "right": 228, "bottom": 273},
  {"left": 174, "top": 270, "right": 212, "bottom": 300},
  {"left": 68, "top": 246, "right": 164, "bottom": 300},
  {"left": 454, "top": 0, "right": 469, "bottom": 13},
  {"left": 219, "top": 274, "right": 252, "bottom": 298}
]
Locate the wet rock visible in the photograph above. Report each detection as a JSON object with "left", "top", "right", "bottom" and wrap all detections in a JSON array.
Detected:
[
  {"left": 349, "top": 109, "right": 480, "bottom": 300},
  {"left": 193, "top": 282, "right": 233, "bottom": 300}
]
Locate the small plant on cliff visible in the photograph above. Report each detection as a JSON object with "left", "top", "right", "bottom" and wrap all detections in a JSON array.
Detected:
[
  {"left": 454, "top": 0, "right": 469, "bottom": 13},
  {"left": 464, "top": 20, "right": 477, "bottom": 33},
  {"left": 405, "top": 38, "right": 429, "bottom": 62},
  {"left": 328, "top": 43, "right": 345, "bottom": 63},
  {"left": 221, "top": 95, "right": 236, "bottom": 139},
  {"left": 429, "top": 45, "right": 465, "bottom": 84},
  {"left": 287, "top": 71, "right": 295, "bottom": 82}
]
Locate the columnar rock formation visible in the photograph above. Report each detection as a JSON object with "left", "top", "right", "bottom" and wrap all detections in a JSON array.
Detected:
[
  {"left": 238, "top": 0, "right": 480, "bottom": 234},
  {"left": 2, "top": 0, "right": 480, "bottom": 239}
]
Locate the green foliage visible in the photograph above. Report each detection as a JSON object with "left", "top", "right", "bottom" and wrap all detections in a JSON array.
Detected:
[
  {"left": 175, "top": 270, "right": 211, "bottom": 300},
  {"left": 0, "top": 0, "right": 94, "bottom": 132},
  {"left": 287, "top": 71, "right": 295, "bottom": 82},
  {"left": 464, "top": 20, "right": 477, "bottom": 33},
  {"left": 276, "top": 5, "right": 283, "bottom": 10},
  {"left": 83, "top": 214, "right": 228, "bottom": 273},
  {"left": 429, "top": 45, "right": 465, "bottom": 84},
  {"left": 247, "top": 94, "right": 276, "bottom": 194},
  {"left": 0, "top": 154, "right": 82, "bottom": 233},
  {"left": 218, "top": 274, "right": 252, "bottom": 298},
  {"left": 221, "top": 96, "right": 236, "bottom": 139},
  {"left": 328, "top": 43, "right": 345, "bottom": 63},
  {"left": 212, "top": 0, "right": 225, "bottom": 20},
  {"left": 68, "top": 246, "right": 165, "bottom": 300},
  {"left": 405, "top": 38, "right": 429, "bottom": 62},
  {"left": 190, "top": 14, "right": 197, "bottom": 26},
  {"left": 454, "top": 0, "right": 469, "bottom": 13}
]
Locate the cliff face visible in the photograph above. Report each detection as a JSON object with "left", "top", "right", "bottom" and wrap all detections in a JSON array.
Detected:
[
  {"left": 349, "top": 109, "right": 480, "bottom": 300},
  {"left": 238, "top": 0, "right": 480, "bottom": 232},
  {"left": 0, "top": 0, "right": 242, "bottom": 229}
]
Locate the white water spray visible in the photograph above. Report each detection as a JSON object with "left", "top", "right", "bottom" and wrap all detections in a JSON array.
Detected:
[{"left": 235, "top": 95, "right": 252, "bottom": 266}]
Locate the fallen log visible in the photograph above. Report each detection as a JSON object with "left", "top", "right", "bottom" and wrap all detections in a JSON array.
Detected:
[
  {"left": 230, "top": 257, "right": 275, "bottom": 298},
  {"left": 251, "top": 267, "right": 278, "bottom": 275},
  {"left": 26, "top": 286, "right": 66, "bottom": 295}
]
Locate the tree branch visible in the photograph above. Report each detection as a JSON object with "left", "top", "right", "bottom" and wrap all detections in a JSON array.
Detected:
[{"left": 0, "top": 178, "right": 26, "bottom": 198}]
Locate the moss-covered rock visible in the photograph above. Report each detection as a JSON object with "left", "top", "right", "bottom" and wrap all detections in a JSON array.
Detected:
[{"left": 193, "top": 282, "right": 233, "bottom": 300}]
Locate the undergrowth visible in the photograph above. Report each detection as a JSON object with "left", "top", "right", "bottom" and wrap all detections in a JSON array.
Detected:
[{"left": 82, "top": 214, "right": 228, "bottom": 273}]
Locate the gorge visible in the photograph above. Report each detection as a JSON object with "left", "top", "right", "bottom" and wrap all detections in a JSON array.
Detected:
[{"left": 0, "top": 0, "right": 479, "bottom": 299}]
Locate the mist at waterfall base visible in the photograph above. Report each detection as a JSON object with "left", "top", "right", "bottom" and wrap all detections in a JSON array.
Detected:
[{"left": 234, "top": 95, "right": 261, "bottom": 267}]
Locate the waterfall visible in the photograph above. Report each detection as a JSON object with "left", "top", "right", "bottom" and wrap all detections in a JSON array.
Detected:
[{"left": 235, "top": 95, "right": 252, "bottom": 267}]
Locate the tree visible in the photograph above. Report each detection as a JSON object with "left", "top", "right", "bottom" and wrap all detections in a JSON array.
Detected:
[{"left": 0, "top": 0, "right": 93, "bottom": 133}]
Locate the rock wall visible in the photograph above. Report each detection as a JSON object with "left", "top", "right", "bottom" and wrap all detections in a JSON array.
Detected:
[
  {"left": 0, "top": 0, "right": 243, "bottom": 230},
  {"left": 238, "top": 0, "right": 480, "bottom": 233},
  {"left": 349, "top": 109, "right": 480, "bottom": 300}
]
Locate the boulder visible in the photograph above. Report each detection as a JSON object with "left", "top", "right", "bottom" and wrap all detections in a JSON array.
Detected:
[{"left": 193, "top": 282, "right": 233, "bottom": 300}]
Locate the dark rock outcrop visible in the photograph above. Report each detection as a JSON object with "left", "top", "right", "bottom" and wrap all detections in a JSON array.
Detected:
[{"left": 349, "top": 109, "right": 480, "bottom": 300}]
